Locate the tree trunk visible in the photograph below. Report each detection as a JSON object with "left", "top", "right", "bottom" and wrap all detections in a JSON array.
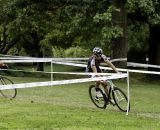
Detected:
[
  {"left": 0, "top": 24, "right": 18, "bottom": 54},
  {"left": 37, "top": 50, "right": 44, "bottom": 71},
  {"left": 111, "top": 0, "right": 127, "bottom": 68},
  {"left": 31, "top": 31, "right": 44, "bottom": 71},
  {"left": 148, "top": 25, "right": 160, "bottom": 71}
]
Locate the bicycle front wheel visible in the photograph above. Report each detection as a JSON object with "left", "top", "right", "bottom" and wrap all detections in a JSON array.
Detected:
[
  {"left": 0, "top": 76, "right": 17, "bottom": 99},
  {"left": 112, "top": 87, "right": 130, "bottom": 112},
  {"left": 89, "top": 85, "right": 107, "bottom": 109}
]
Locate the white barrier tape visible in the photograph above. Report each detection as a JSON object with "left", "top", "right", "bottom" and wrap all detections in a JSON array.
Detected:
[
  {"left": 0, "top": 54, "right": 31, "bottom": 58},
  {"left": 127, "top": 62, "right": 160, "bottom": 69},
  {"left": 52, "top": 61, "right": 87, "bottom": 67},
  {"left": 0, "top": 57, "right": 37, "bottom": 60},
  {"left": 52, "top": 72, "right": 126, "bottom": 76},
  {"left": 1, "top": 57, "right": 160, "bottom": 74},
  {"left": 53, "top": 58, "right": 88, "bottom": 61},
  {"left": 1, "top": 56, "right": 160, "bottom": 69},
  {"left": 0, "top": 57, "right": 88, "bottom": 61},
  {"left": 110, "top": 58, "right": 127, "bottom": 63},
  {"left": 53, "top": 61, "right": 160, "bottom": 75},
  {"left": 0, "top": 74, "right": 127, "bottom": 90},
  {"left": 0, "top": 59, "right": 52, "bottom": 63},
  {"left": 101, "top": 66, "right": 160, "bottom": 75},
  {"left": 0, "top": 68, "right": 124, "bottom": 76},
  {"left": 0, "top": 68, "right": 51, "bottom": 74},
  {"left": 53, "top": 58, "right": 160, "bottom": 69},
  {"left": 3, "top": 59, "right": 156, "bottom": 75}
]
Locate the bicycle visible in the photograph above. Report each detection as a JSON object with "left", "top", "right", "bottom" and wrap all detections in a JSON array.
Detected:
[
  {"left": 0, "top": 75, "right": 17, "bottom": 99},
  {"left": 89, "top": 79, "right": 130, "bottom": 112}
]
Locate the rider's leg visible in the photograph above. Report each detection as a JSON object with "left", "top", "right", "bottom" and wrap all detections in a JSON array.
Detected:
[
  {"left": 101, "top": 81, "right": 109, "bottom": 96},
  {"left": 95, "top": 81, "right": 101, "bottom": 90},
  {"left": 95, "top": 81, "right": 103, "bottom": 98}
]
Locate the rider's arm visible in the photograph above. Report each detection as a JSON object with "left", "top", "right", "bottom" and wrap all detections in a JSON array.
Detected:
[{"left": 104, "top": 59, "right": 118, "bottom": 73}]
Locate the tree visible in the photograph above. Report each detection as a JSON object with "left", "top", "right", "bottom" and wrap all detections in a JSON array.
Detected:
[
  {"left": 11, "top": 0, "right": 72, "bottom": 70},
  {"left": 41, "top": 0, "right": 125, "bottom": 57},
  {"left": 0, "top": 0, "right": 19, "bottom": 54},
  {"left": 110, "top": 0, "right": 127, "bottom": 68},
  {"left": 127, "top": 0, "right": 160, "bottom": 71},
  {"left": 1, "top": 0, "right": 129, "bottom": 70}
]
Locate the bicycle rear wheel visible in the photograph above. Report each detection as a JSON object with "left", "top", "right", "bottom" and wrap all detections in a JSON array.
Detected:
[
  {"left": 112, "top": 87, "right": 130, "bottom": 112},
  {"left": 0, "top": 76, "right": 17, "bottom": 99},
  {"left": 89, "top": 85, "right": 107, "bottom": 109}
]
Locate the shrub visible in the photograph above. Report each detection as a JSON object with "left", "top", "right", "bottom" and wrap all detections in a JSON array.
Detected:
[
  {"left": 52, "top": 46, "right": 90, "bottom": 58},
  {"left": 65, "top": 46, "right": 90, "bottom": 58}
]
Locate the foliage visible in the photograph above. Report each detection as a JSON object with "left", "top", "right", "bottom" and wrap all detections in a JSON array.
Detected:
[
  {"left": 127, "top": 22, "right": 149, "bottom": 52},
  {"left": 127, "top": 0, "right": 160, "bottom": 64},
  {"left": 0, "top": 0, "right": 160, "bottom": 66},
  {"left": 0, "top": 0, "right": 19, "bottom": 54},
  {"left": 41, "top": 0, "right": 123, "bottom": 54},
  {"left": 64, "top": 46, "right": 90, "bottom": 58},
  {"left": 52, "top": 47, "right": 65, "bottom": 58},
  {"left": 127, "top": 0, "right": 160, "bottom": 25},
  {"left": 52, "top": 46, "right": 90, "bottom": 58},
  {"left": 7, "top": 47, "right": 27, "bottom": 56}
]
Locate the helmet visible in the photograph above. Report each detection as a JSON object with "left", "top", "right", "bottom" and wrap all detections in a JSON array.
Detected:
[{"left": 93, "top": 47, "right": 103, "bottom": 55}]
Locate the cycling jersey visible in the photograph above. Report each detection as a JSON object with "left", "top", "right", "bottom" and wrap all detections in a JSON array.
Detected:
[{"left": 86, "top": 54, "right": 108, "bottom": 73}]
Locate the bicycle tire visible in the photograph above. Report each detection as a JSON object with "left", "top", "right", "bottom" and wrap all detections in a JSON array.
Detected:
[
  {"left": 0, "top": 76, "right": 17, "bottom": 99},
  {"left": 112, "top": 87, "right": 130, "bottom": 112},
  {"left": 89, "top": 85, "right": 107, "bottom": 109}
]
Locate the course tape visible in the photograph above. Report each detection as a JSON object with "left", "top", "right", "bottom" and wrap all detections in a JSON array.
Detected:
[
  {"left": 0, "top": 57, "right": 88, "bottom": 61},
  {"left": 0, "top": 74, "right": 127, "bottom": 90},
  {"left": 127, "top": 62, "right": 160, "bottom": 69},
  {"left": 0, "top": 59, "right": 52, "bottom": 63},
  {"left": 0, "top": 67, "right": 124, "bottom": 77},
  {"left": 110, "top": 58, "right": 127, "bottom": 63},
  {"left": 1, "top": 56, "right": 160, "bottom": 69},
  {"left": 52, "top": 61, "right": 160, "bottom": 75},
  {"left": 1, "top": 57, "right": 160, "bottom": 73},
  {"left": 52, "top": 72, "right": 122, "bottom": 76}
]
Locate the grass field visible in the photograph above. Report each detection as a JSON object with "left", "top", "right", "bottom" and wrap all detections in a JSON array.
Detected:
[{"left": 0, "top": 74, "right": 160, "bottom": 130}]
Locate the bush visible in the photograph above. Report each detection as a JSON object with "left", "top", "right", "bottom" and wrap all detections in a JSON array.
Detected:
[
  {"left": 52, "top": 46, "right": 90, "bottom": 58},
  {"left": 7, "top": 47, "right": 27, "bottom": 56},
  {"left": 65, "top": 46, "right": 90, "bottom": 58},
  {"left": 52, "top": 47, "right": 65, "bottom": 57}
]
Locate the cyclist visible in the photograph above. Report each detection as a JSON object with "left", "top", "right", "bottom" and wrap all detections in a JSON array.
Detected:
[
  {"left": 0, "top": 62, "right": 8, "bottom": 69},
  {"left": 86, "top": 47, "right": 119, "bottom": 100}
]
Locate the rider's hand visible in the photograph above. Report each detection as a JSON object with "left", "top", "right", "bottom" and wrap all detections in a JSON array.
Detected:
[
  {"left": 116, "top": 71, "right": 123, "bottom": 80},
  {"left": 117, "top": 71, "right": 122, "bottom": 74}
]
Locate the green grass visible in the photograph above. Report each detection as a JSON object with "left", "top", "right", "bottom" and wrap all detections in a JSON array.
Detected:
[{"left": 0, "top": 76, "right": 160, "bottom": 130}]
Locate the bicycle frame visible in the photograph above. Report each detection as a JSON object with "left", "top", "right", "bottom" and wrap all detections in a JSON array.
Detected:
[
  {"left": 105, "top": 80, "right": 115, "bottom": 104},
  {"left": 106, "top": 80, "right": 127, "bottom": 106},
  {"left": 101, "top": 80, "right": 123, "bottom": 105}
]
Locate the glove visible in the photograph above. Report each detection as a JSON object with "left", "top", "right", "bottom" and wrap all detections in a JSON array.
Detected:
[{"left": 117, "top": 71, "right": 122, "bottom": 74}]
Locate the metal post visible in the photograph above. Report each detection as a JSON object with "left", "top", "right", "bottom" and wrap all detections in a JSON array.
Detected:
[
  {"left": 51, "top": 60, "right": 53, "bottom": 85},
  {"left": 126, "top": 70, "right": 130, "bottom": 115}
]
